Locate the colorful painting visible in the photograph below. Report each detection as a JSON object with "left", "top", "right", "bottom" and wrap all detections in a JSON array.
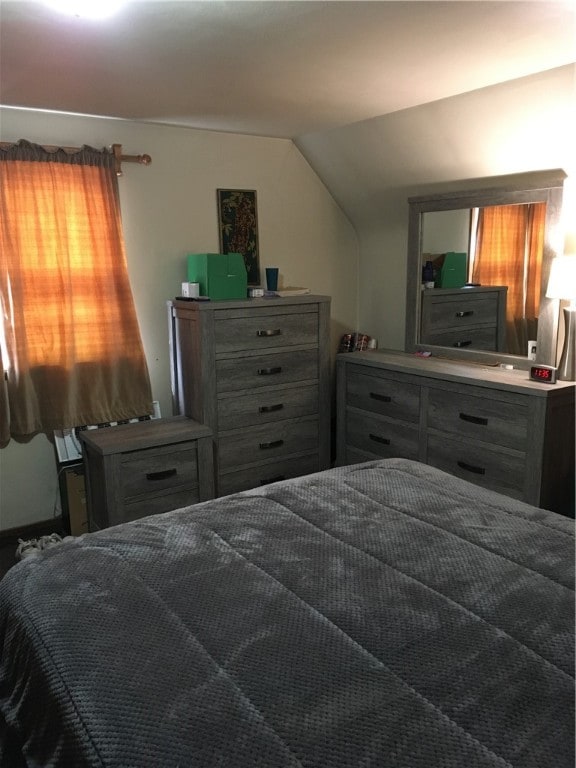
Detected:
[{"left": 217, "top": 189, "right": 260, "bottom": 285}]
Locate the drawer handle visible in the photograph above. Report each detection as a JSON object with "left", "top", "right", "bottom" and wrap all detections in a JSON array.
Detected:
[
  {"left": 455, "top": 310, "right": 474, "bottom": 318},
  {"left": 453, "top": 340, "right": 472, "bottom": 348},
  {"left": 146, "top": 468, "right": 177, "bottom": 481},
  {"left": 257, "top": 366, "right": 282, "bottom": 376},
  {"left": 257, "top": 329, "right": 282, "bottom": 337},
  {"left": 457, "top": 460, "right": 486, "bottom": 476},
  {"left": 259, "top": 403, "right": 284, "bottom": 413},
  {"left": 259, "top": 475, "right": 286, "bottom": 485},
  {"left": 369, "top": 433, "right": 390, "bottom": 446},
  {"left": 259, "top": 439, "right": 284, "bottom": 450},
  {"left": 369, "top": 392, "right": 391, "bottom": 403},
  {"left": 459, "top": 412, "right": 488, "bottom": 426}
]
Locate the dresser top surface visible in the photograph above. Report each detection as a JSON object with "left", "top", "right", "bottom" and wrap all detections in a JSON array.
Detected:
[
  {"left": 170, "top": 295, "right": 330, "bottom": 312},
  {"left": 79, "top": 416, "right": 213, "bottom": 456},
  {"left": 338, "top": 349, "right": 576, "bottom": 396}
]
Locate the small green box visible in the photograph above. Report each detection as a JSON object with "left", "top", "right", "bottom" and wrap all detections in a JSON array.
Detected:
[
  {"left": 187, "top": 253, "right": 248, "bottom": 300},
  {"left": 439, "top": 252, "right": 467, "bottom": 289}
]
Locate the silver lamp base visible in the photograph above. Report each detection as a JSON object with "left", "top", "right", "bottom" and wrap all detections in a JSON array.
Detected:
[{"left": 557, "top": 306, "right": 576, "bottom": 381}]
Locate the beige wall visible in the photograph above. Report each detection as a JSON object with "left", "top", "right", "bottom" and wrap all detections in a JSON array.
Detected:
[
  {"left": 0, "top": 109, "right": 358, "bottom": 530},
  {"left": 297, "top": 65, "right": 576, "bottom": 349}
]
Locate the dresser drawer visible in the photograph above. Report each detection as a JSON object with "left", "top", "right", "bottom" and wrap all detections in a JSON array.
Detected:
[
  {"left": 422, "top": 326, "right": 498, "bottom": 350},
  {"left": 218, "top": 454, "right": 320, "bottom": 496},
  {"left": 218, "top": 384, "right": 318, "bottom": 430},
  {"left": 120, "top": 443, "right": 199, "bottom": 500},
  {"left": 424, "top": 295, "right": 499, "bottom": 331},
  {"left": 346, "top": 410, "right": 420, "bottom": 460},
  {"left": 215, "top": 311, "right": 318, "bottom": 352},
  {"left": 427, "top": 433, "right": 525, "bottom": 499},
  {"left": 217, "top": 349, "right": 318, "bottom": 392},
  {"left": 346, "top": 369, "right": 420, "bottom": 423},
  {"left": 428, "top": 388, "right": 528, "bottom": 450},
  {"left": 218, "top": 418, "right": 318, "bottom": 470}
]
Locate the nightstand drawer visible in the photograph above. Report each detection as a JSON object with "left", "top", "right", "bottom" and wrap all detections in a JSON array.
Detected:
[
  {"left": 218, "top": 454, "right": 320, "bottom": 496},
  {"left": 218, "top": 384, "right": 318, "bottom": 430},
  {"left": 427, "top": 433, "right": 525, "bottom": 499},
  {"left": 114, "top": 488, "right": 201, "bottom": 526},
  {"left": 346, "top": 410, "right": 420, "bottom": 460},
  {"left": 218, "top": 417, "right": 318, "bottom": 470},
  {"left": 215, "top": 311, "right": 318, "bottom": 352},
  {"left": 346, "top": 369, "right": 420, "bottom": 423},
  {"left": 121, "top": 443, "right": 200, "bottom": 500},
  {"left": 428, "top": 388, "right": 528, "bottom": 449},
  {"left": 216, "top": 349, "right": 318, "bottom": 392}
]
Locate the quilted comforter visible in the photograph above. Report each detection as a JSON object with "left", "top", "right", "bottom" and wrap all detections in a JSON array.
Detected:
[{"left": 0, "top": 458, "right": 573, "bottom": 767}]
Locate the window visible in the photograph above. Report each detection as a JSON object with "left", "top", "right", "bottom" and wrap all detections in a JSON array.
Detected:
[{"left": 0, "top": 140, "right": 152, "bottom": 447}]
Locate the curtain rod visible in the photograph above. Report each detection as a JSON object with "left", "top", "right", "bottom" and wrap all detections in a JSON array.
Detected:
[{"left": 0, "top": 141, "right": 152, "bottom": 176}]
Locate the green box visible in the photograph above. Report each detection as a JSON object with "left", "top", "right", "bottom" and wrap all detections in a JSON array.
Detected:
[
  {"left": 187, "top": 253, "right": 248, "bottom": 300},
  {"left": 439, "top": 252, "right": 467, "bottom": 289}
]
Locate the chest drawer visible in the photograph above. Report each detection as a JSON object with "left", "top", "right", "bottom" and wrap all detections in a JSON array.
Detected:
[
  {"left": 427, "top": 433, "right": 525, "bottom": 499},
  {"left": 217, "top": 349, "right": 318, "bottom": 392},
  {"left": 218, "top": 417, "right": 318, "bottom": 470},
  {"left": 218, "top": 454, "right": 320, "bottom": 496},
  {"left": 428, "top": 388, "right": 528, "bottom": 450},
  {"left": 346, "top": 370, "right": 420, "bottom": 423},
  {"left": 120, "top": 443, "right": 199, "bottom": 500},
  {"left": 218, "top": 384, "right": 318, "bottom": 430},
  {"left": 215, "top": 311, "right": 318, "bottom": 352},
  {"left": 422, "top": 326, "right": 498, "bottom": 351},
  {"left": 424, "top": 295, "right": 499, "bottom": 331},
  {"left": 346, "top": 410, "right": 420, "bottom": 460}
]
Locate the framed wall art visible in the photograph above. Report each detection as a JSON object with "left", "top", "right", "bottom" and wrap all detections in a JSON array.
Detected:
[{"left": 217, "top": 189, "right": 260, "bottom": 285}]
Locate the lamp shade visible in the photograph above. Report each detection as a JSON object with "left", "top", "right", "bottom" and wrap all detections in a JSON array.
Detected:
[{"left": 546, "top": 256, "right": 576, "bottom": 301}]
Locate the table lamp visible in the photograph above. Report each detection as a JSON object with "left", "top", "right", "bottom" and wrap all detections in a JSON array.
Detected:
[{"left": 546, "top": 254, "right": 576, "bottom": 381}]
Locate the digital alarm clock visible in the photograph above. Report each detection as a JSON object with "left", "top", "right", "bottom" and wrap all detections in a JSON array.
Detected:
[{"left": 529, "top": 364, "right": 557, "bottom": 384}]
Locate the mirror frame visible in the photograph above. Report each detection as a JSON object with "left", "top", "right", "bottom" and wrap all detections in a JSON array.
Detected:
[{"left": 405, "top": 169, "right": 566, "bottom": 368}]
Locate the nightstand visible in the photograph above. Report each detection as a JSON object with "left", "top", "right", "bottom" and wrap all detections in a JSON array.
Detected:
[{"left": 80, "top": 416, "right": 214, "bottom": 531}]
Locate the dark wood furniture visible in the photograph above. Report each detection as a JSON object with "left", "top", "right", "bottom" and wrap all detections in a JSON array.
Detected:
[
  {"left": 337, "top": 350, "right": 575, "bottom": 515},
  {"left": 80, "top": 416, "right": 214, "bottom": 531},
  {"left": 168, "top": 295, "right": 331, "bottom": 496},
  {"left": 420, "top": 286, "right": 507, "bottom": 351}
]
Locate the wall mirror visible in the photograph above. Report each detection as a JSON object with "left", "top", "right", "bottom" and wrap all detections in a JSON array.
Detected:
[{"left": 405, "top": 169, "right": 566, "bottom": 368}]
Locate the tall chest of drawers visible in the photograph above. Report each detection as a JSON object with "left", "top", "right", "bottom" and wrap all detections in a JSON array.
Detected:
[
  {"left": 169, "top": 295, "right": 331, "bottom": 496},
  {"left": 336, "top": 350, "right": 575, "bottom": 516}
]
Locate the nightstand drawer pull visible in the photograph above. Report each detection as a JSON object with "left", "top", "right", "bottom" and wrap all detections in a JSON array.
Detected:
[
  {"left": 369, "top": 433, "right": 390, "bottom": 446},
  {"left": 369, "top": 392, "right": 392, "bottom": 403},
  {"left": 453, "top": 340, "right": 472, "bottom": 348},
  {"left": 257, "top": 366, "right": 282, "bottom": 376},
  {"left": 259, "top": 439, "right": 284, "bottom": 450},
  {"left": 259, "top": 403, "right": 284, "bottom": 413},
  {"left": 459, "top": 412, "right": 488, "bottom": 426},
  {"left": 457, "top": 460, "right": 486, "bottom": 476},
  {"left": 145, "top": 468, "right": 177, "bottom": 481},
  {"left": 455, "top": 310, "right": 474, "bottom": 318},
  {"left": 257, "top": 329, "right": 282, "bottom": 337},
  {"left": 259, "top": 475, "right": 286, "bottom": 485}
]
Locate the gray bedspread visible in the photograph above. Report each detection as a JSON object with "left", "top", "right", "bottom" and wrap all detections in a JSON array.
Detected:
[{"left": 0, "top": 458, "right": 573, "bottom": 767}]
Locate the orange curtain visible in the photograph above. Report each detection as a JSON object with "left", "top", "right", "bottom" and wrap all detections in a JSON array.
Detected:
[
  {"left": 472, "top": 202, "right": 546, "bottom": 355},
  {"left": 0, "top": 140, "right": 152, "bottom": 447}
]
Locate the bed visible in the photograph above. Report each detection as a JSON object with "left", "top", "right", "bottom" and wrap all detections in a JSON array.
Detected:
[{"left": 0, "top": 458, "right": 573, "bottom": 768}]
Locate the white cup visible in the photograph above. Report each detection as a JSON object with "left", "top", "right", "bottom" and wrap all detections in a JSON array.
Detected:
[{"left": 181, "top": 282, "right": 200, "bottom": 298}]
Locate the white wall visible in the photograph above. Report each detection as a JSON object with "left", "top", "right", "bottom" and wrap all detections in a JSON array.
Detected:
[
  {"left": 297, "top": 65, "right": 576, "bottom": 349},
  {"left": 0, "top": 109, "right": 358, "bottom": 530}
]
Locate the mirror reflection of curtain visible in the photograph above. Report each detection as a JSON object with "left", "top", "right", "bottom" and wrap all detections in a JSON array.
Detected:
[{"left": 471, "top": 203, "right": 546, "bottom": 356}]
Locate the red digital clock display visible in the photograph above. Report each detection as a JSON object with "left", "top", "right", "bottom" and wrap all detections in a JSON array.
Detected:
[{"left": 530, "top": 365, "right": 557, "bottom": 384}]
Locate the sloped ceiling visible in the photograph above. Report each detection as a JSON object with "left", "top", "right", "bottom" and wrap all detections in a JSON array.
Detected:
[{"left": 1, "top": 1, "right": 575, "bottom": 140}]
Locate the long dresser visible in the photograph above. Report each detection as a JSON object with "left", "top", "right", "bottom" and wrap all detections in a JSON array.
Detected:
[
  {"left": 169, "top": 295, "right": 331, "bottom": 496},
  {"left": 336, "top": 350, "right": 575, "bottom": 516}
]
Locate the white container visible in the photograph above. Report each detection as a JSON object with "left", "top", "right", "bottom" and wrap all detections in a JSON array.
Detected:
[{"left": 181, "top": 281, "right": 200, "bottom": 298}]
